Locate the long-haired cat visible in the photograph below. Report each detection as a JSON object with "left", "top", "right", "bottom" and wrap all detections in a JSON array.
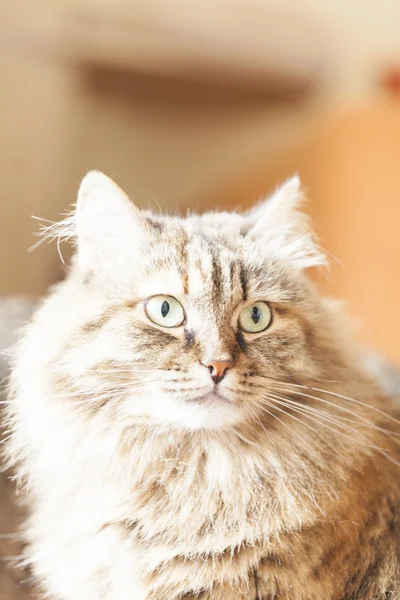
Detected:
[{"left": 4, "top": 172, "right": 400, "bottom": 599}]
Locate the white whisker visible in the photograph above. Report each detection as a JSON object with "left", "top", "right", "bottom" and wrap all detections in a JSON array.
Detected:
[
  {"left": 229, "top": 426, "right": 259, "bottom": 447},
  {"left": 270, "top": 385, "right": 400, "bottom": 442},
  {"left": 270, "top": 379, "right": 400, "bottom": 428},
  {"left": 251, "top": 399, "right": 312, "bottom": 453},
  {"left": 259, "top": 393, "right": 384, "bottom": 451}
]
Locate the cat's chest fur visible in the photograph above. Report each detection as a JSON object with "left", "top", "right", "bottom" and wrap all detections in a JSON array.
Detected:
[
  {"left": 128, "top": 493, "right": 400, "bottom": 600},
  {"left": 100, "top": 432, "right": 335, "bottom": 598},
  {"left": 100, "top": 429, "right": 400, "bottom": 600},
  {"left": 17, "top": 397, "right": 400, "bottom": 600}
]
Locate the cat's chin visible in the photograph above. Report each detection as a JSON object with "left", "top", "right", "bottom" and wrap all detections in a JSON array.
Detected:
[
  {"left": 186, "top": 391, "right": 231, "bottom": 406},
  {"left": 171, "top": 395, "right": 242, "bottom": 431},
  {"left": 126, "top": 389, "right": 243, "bottom": 431}
]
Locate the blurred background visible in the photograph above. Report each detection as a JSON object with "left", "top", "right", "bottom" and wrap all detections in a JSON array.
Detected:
[{"left": 1, "top": 0, "right": 400, "bottom": 364}]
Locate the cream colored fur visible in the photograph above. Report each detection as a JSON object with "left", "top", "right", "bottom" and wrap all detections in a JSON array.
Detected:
[{"left": 5, "top": 172, "right": 400, "bottom": 600}]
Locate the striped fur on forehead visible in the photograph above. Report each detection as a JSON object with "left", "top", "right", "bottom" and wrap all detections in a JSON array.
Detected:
[
  {"left": 138, "top": 216, "right": 311, "bottom": 312},
  {"left": 186, "top": 237, "right": 243, "bottom": 306}
]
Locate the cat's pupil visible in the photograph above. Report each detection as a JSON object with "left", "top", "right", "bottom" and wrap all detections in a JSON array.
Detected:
[
  {"left": 251, "top": 306, "right": 261, "bottom": 324},
  {"left": 161, "top": 300, "right": 170, "bottom": 318}
]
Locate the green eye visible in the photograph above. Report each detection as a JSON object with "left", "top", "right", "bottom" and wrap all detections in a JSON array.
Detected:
[
  {"left": 145, "top": 295, "right": 185, "bottom": 328},
  {"left": 238, "top": 301, "right": 272, "bottom": 333}
]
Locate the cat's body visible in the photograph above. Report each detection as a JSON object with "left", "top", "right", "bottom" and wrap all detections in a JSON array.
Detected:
[{"left": 5, "top": 173, "right": 400, "bottom": 599}]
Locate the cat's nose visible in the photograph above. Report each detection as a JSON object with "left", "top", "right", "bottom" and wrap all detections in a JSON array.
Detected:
[{"left": 202, "top": 360, "right": 234, "bottom": 384}]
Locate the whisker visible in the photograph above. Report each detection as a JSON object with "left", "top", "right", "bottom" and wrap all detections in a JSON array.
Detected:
[
  {"left": 255, "top": 373, "right": 339, "bottom": 385},
  {"left": 245, "top": 403, "right": 275, "bottom": 447},
  {"left": 251, "top": 399, "right": 314, "bottom": 453},
  {"left": 0, "top": 431, "right": 18, "bottom": 445},
  {"left": 254, "top": 394, "right": 400, "bottom": 469},
  {"left": 250, "top": 375, "right": 400, "bottom": 443},
  {"left": 253, "top": 397, "right": 347, "bottom": 458},
  {"left": 259, "top": 390, "right": 362, "bottom": 426},
  {"left": 229, "top": 426, "right": 259, "bottom": 447},
  {"left": 267, "top": 379, "right": 400, "bottom": 429},
  {"left": 49, "top": 380, "right": 160, "bottom": 401},
  {"left": 68, "top": 386, "right": 153, "bottom": 407},
  {"left": 258, "top": 393, "right": 385, "bottom": 451},
  {"left": 85, "top": 368, "right": 162, "bottom": 374},
  {"left": 271, "top": 397, "right": 373, "bottom": 434},
  {"left": 270, "top": 385, "right": 400, "bottom": 442}
]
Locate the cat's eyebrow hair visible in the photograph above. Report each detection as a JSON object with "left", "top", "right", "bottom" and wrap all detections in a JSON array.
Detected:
[
  {"left": 229, "top": 263, "right": 235, "bottom": 290},
  {"left": 239, "top": 263, "right": 248, "bottom": 302},
  {"left": 210, "top": 246, "right": 223, "bottom": 310},
  {"left": 181, "top": 270, "right": 189, "bottom": 296},
  {"left": 177, "top": 230, "right": 190, "bottom": 295}
]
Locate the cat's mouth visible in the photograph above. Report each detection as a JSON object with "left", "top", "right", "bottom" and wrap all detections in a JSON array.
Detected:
[{"left": 188, "top": 390, "right": 231, "bottom": 405}]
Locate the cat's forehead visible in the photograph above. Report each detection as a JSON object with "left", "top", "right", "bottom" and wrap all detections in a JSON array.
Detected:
[
  {"left": 139, "top": 220, "right": 240, "bottom": 299},
  {"left": 147, "top": 211, "right": 246, "bottom": 249},
  {"left": 139, "top": 216, "right": 292, "bottom": 304},
  {"left": 144, "top": 214, "right": 239, "bottom": 265}
]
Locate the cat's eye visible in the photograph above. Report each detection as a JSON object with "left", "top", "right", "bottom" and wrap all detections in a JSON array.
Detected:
[
  {"left": 238, "top": 301, "right": 272, "bottom": 333},
  {"left": 145, "top": 295, "right": 185, "bottom": 328}
]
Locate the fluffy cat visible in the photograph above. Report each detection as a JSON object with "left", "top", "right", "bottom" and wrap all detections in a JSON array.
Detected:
[{"left": 4, "top": 172, "right": 400, "bottom": 600}]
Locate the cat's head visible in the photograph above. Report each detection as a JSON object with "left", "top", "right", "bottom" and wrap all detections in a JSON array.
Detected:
[{"left": 33, "top": 171, "right": 348, "bottom": 432}]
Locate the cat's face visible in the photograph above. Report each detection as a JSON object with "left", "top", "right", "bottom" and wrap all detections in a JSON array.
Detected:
[{"left": 47, "top": 172, "right": 329, "bottom": 431}]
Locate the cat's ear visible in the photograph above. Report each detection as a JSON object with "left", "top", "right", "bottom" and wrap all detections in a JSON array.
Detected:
[
  {"left": 247, "top": 176, "right": 326, "bottom": 269},
  {"left": 76, "top": 171, "right": 146, "bottom": 274}
]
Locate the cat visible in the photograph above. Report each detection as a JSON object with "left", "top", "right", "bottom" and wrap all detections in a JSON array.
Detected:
[{"left": 4, "top": 171, "right": 400, "bottom": 600}]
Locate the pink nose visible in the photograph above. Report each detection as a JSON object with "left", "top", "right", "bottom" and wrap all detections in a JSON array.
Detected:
[{"left": 202, "top": 360, "right": 234, "bottom": 384}]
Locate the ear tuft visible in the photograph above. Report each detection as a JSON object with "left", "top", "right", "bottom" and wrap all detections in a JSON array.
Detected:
[
  {"left": 76, "top": 171, "right": 132, "bottom": 233},
  {"left": 248, "top": 176, "right": 326, "bottom": 270},
  {"left": 76, "top": 171, "right": 145, "bottom": 275}
]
